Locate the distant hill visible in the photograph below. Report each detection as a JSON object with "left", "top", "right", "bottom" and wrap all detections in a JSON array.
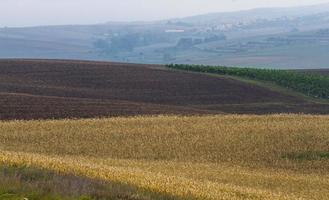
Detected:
[
  {"left": 177, "top": 3, "right": 329, "bottom": 24},
  {"left": 1, "top": 4, "right": 329, "bottom": 68}
]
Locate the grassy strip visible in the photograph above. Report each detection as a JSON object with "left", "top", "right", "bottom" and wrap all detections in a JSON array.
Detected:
[
  {"left": 166, "top": 64, "right": 329, "bottom": 99},
  {"left": 0, "top": 164, "right": 180, "bottom": 200},
  {"left": 206, "top": 74, "right": 329, "bottom": 103},
  {"left": 283, "top": 151, "right": 329, "bottom": 161}
]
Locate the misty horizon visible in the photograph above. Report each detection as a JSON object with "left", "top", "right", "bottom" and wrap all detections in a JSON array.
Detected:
[
  {"left": 2, "top": 0, "right": 329, "bottom": 28},
  {"left": 2, "top": 0, "right": 329, "bottom": 69}
]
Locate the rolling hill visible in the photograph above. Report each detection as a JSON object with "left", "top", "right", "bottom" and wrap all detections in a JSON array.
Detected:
[
  {"left": 0, "top": 59, "right": 328, "bottom": 120},
  {"left": 1, "top": 115, "right": 329, "bottom": 199},
  {"left": 0, "top": 59, "right": 328, "bottom": 199},
  {"left": 2, "top": 4, "right": 329, "bottom": 68}
]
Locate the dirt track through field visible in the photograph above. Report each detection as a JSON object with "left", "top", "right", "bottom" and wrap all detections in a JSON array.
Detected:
[{"left": 0, "top": 59, "right": 328, "bottom": 120}]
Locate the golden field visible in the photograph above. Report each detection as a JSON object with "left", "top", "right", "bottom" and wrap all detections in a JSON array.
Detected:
[{"left": 0, "top": 115, "right": 329, "bottom": 200}]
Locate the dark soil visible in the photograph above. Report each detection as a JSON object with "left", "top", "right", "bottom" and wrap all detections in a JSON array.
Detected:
[{"left": 0, "top": 59, "right": 328, "bottom": 120}]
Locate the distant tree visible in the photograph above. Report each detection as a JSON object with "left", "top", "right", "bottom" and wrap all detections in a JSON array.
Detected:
[
  {"left": 110, "top": 34, "right": 136, "bottom": 52},
  {"left": 93, "top": 39, "right": 110, "bottom": 54},
  {"left": 163, "top": 53, "right": 176, "bottom": 62},
  {"left": 204, "top": 34, "right": 226, "bottom": 43},
  {"left": 193, "top": 38, "right": 203, "bottom": 45},
  {"left": 176, "top": 38, "right": 194, "bottom": 48}
]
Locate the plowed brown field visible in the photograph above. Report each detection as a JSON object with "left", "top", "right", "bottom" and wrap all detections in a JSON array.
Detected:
[{"left": 0, "top": 59, "right": 328, "bottom": 120}]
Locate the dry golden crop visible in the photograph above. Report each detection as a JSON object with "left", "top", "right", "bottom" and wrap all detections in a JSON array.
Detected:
[{"left": 0, "top": 115, "right": 328, "bottom": 199}]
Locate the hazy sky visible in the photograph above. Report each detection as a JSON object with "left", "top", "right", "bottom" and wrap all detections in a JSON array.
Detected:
[{"left": 1, "top": 0, "right": 329, "bottom": 27}]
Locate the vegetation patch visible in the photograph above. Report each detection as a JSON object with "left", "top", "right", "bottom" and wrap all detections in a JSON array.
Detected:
[
  {"left": 166, "top": 64, "right": 329, "bottom": 99},
  {"left": 283, "top": 151, "right": 329, "bottom": 161},
  {"left": 0, "top": 164, "right": 178, "bottom": 200}
]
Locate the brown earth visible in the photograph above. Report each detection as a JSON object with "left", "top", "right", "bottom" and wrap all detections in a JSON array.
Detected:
[{"left": 0, "top": 59, "right": 328, "bottom": 120}]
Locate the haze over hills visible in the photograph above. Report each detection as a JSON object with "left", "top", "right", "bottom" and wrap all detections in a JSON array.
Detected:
[
  {"left": 179, "top": 3, "right": 329, "bottom": 23},
  {"left": 1, "top": 2, "right": 329, "bottom": 199},
  {"left": 1, "top": 4, "right": 329, "bottom": 68}
]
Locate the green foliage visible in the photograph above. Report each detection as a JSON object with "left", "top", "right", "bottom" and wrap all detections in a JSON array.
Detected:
[
  {"left": 166, "top": 64, "right": 329, "bottom": 99},
  {"left": 283, "top": 151, "right": 329, "bottom": 160},
  {"left": 94, "top": 33, "right": 170, "bottom": 55}
]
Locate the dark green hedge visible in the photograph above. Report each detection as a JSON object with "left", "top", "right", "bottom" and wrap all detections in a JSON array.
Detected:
[{"left": 166, "top": 64, "right": 329, "bottom": 99}]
